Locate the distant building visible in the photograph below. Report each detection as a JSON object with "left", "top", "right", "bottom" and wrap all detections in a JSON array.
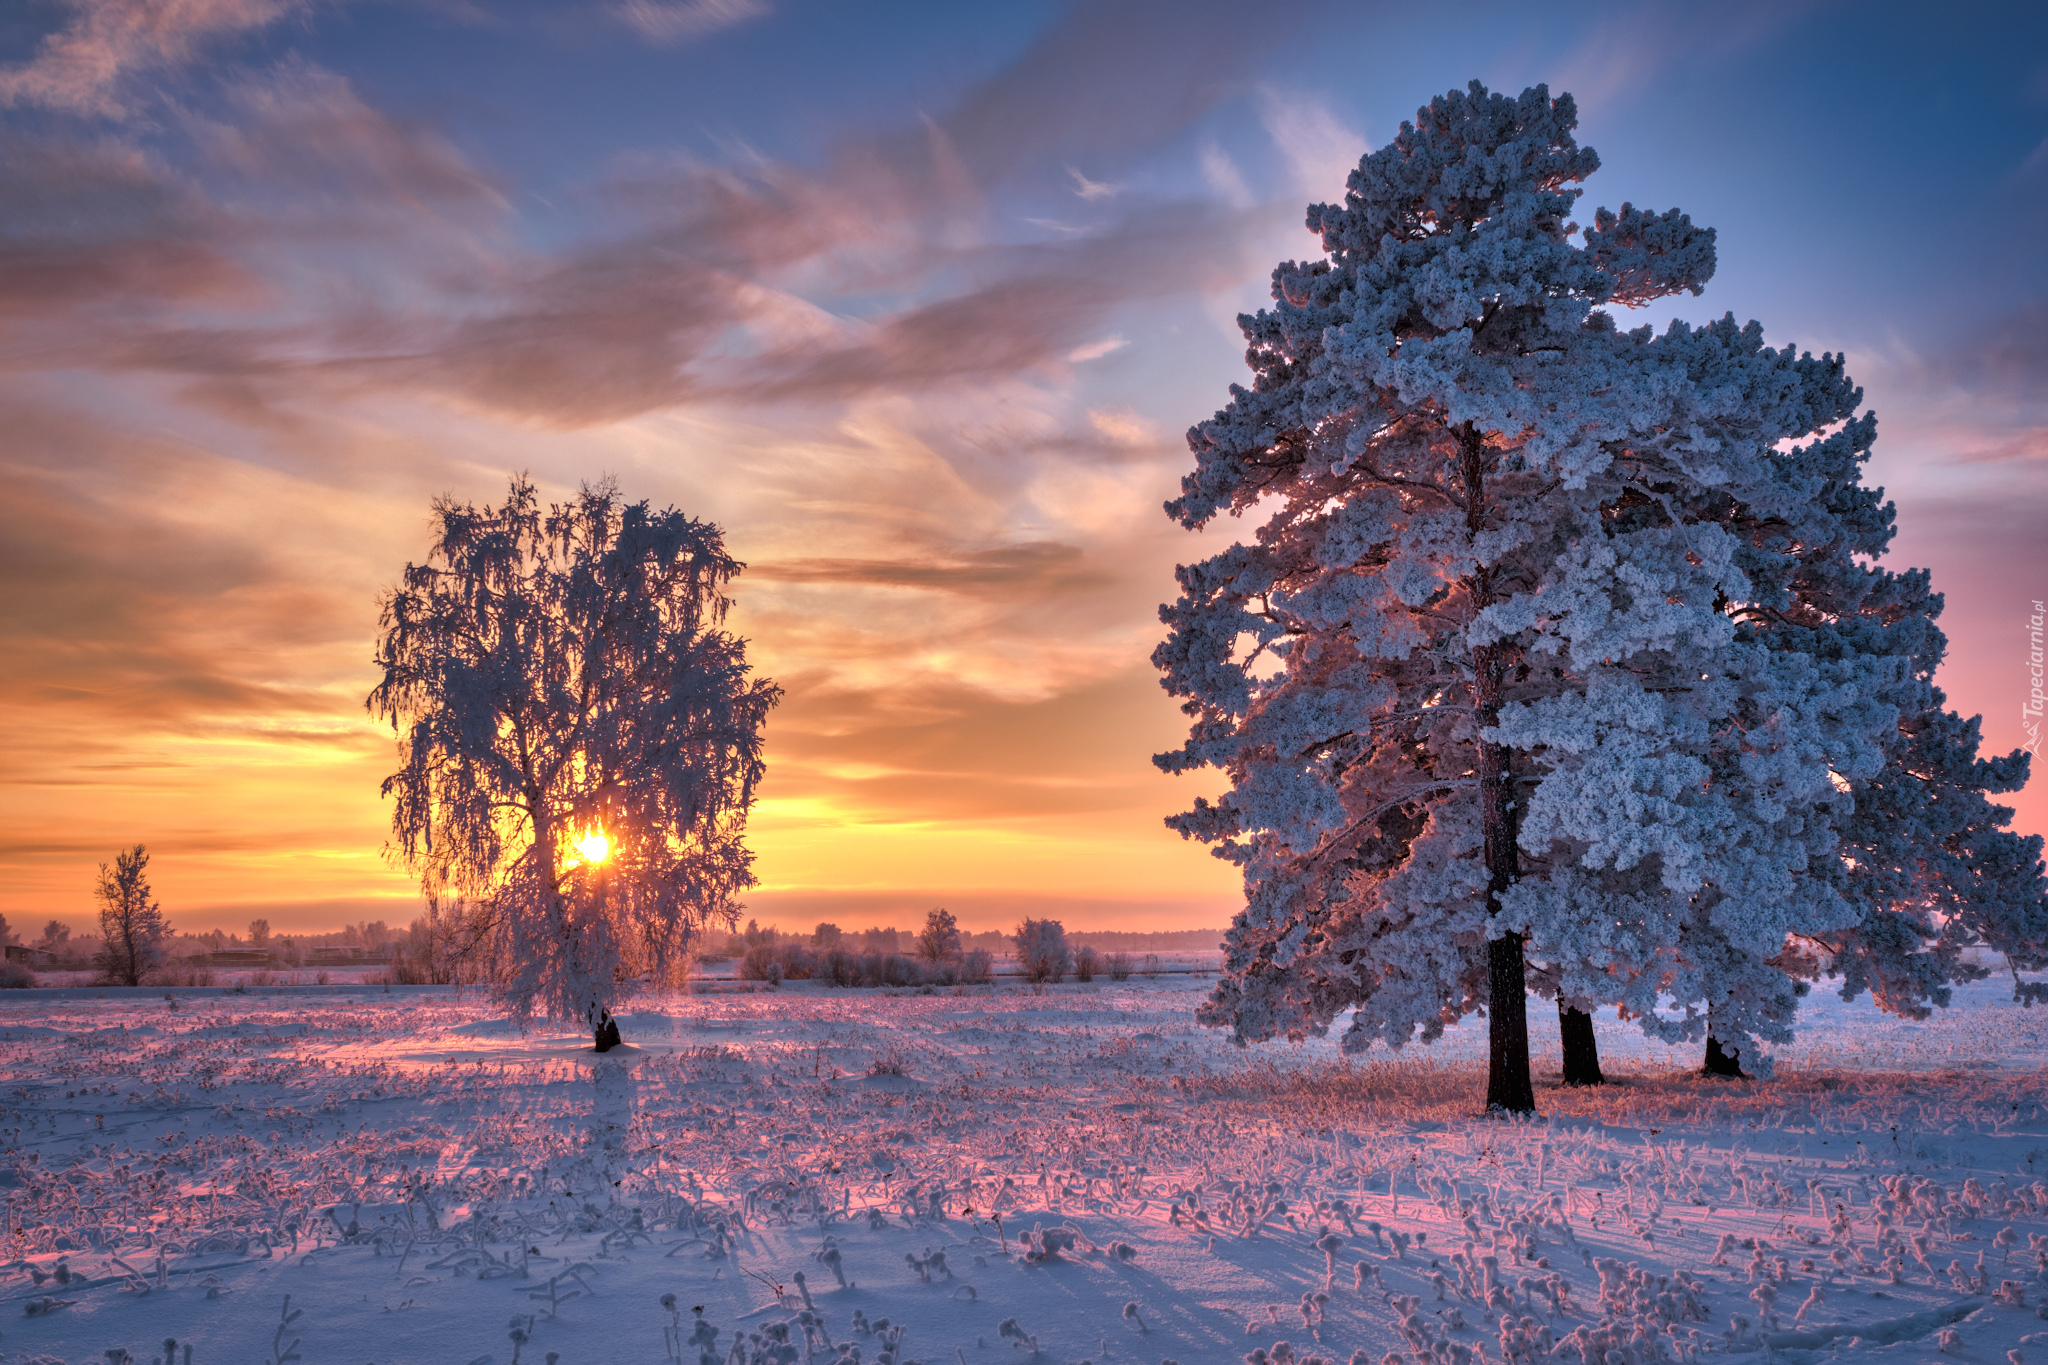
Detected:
[
  {"left": 206, "top": 948, "right": 273, "bottom": 968},
  {"left": 306, "top": 945, "right": 392, "bottom": 965},
  {"left": 3, "top": 945, "right": 56, "bottom": 968}
]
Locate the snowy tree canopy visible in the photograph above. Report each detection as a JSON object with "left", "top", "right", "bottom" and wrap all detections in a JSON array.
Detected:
[
  {"left": 369, "top": 476, "right": 781, "bottom": 1038},
  {"left": 1155, "top": 80, "right": 2046, "bottom": 1100}
]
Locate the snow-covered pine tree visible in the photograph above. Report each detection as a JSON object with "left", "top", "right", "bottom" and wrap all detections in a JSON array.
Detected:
[
  {"left": 1754, "top": 567, "right": 2048, "bottom": 1070},
  {"left": 1153, "top": 80, "right": 2043, "bottom": 1109},
  {"left": 1490, "top": 375, "right": 2033, "bottom": 1082},
  {"left": 369, "top": 476, "right": 781, "bottom": 1048}
]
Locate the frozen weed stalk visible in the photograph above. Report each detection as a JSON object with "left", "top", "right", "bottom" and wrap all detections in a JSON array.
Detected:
[
  {"left": 269, "top": 1294, "right": 303, "bottom": 1365},
  {"left": 662, "top": 1293, "right": 683, "bottom": 1361},
  {"left": 1318, "top": 1231, "right": 1346, "bottom": 1282},
  {"left": 815, "top": 1237, "right": 850, "bottom": 1287},
  {"left": 507, "top": 1313, "right": 538, "bottom": 1365}
]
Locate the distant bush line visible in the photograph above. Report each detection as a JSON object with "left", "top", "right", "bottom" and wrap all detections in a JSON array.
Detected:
[
  {"left": 1064, "top": 930, "right": 1222, "bottom": 953},
  {"left": 738, "top": 943, "right": 993, "bottom": 988}
]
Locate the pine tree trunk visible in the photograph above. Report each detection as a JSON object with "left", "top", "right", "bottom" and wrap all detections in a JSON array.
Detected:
[
  {"left": 1485, "top": 933, "right": 1534, "bottom": 1112},
  {"left": 1478, "top": 669, "right": 1534, "bottom": 1114},
  {"left": 1702, "top": 1003, "right": 1746, "bottom": 1077},
  {"left": 1559, "top": 1003, "right": 1603, "bottom": 1085},
  {"left": 1465, "top": 426, "right": 1535, "bottom": 1116},
  {"left": 1702, "top": 1035, "right": 1745, "bottom": 1077}
]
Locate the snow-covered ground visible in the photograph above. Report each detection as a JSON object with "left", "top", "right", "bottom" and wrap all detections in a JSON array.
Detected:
[{"left": 0, "top": 977, "right": 2044, "bottom": 1365}]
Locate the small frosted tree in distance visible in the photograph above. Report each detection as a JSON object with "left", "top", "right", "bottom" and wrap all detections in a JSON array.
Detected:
[
  {"left": 97, "top": 844, "right": 168, "bottom": 986},
  {"left": 1016, "top": 919, "right": 1072, "bottom": 984},
  {"left": 369, "top": 475, "right": 780, "bottom": 1049},
  {"left": 248, "top": 918, "right": 271, "bottom": 950},
  {"left": 1154, "top": 80, "right": 2045, "bottom": 1110},
  {"left": 917, "top": 908, "right": 961, "bottom": 963}
]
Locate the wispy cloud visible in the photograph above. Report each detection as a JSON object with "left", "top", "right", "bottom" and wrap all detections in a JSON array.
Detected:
[
  {"left": 0, "top": 0, "right": 306, "bottom": 117},
  {"left": 0, "top": 130, "right": 245, "bottom": 323},
  {"left": 750, "top": 542, "right": 1110, "bottom": 598},
  {"left": 198, "top": 63, "right": 507, "bottom": 217},
  {"left": 1540, "top": 0, "right": 1818, "bottom": 113},
  {"left": 612, "top": 0, "right": 769, "bottom": 45},
  {"left": 1067, "top": 335, "right": 1127, "bottom": 363},
  {"left": 1198, "top": 139, "right": 1254, "bottom": 209},
  {"left": 1256, "top": 88, "right": 1366, "bottom": 200},
  {"left": 1068, "top": 167, "right": 1118, "bottom": 200},
  {"left": 0, "top": 2, "right": 1279, "bottom": 428}
]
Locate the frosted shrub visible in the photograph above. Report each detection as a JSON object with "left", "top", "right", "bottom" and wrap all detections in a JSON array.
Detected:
[
  {"left": 688, "top": 1306, "right": 720, "bottom": 1358},
  {"left": 1021, "top": 1224, "right": 1081, "bottom": 1263},
  {"left": 959, "top": 948, "right": 993, "bottom": 984},
  {"left": 818, "top": 950, "right": 951, "bottom": 988},
  {"left": 997, "top": 1317, "right": 1038, "bottom": 1352},
  {"left": 741, "top": 943, "right": 825, "bottom": 982},
  {"left": 878, "top": 953, "right": 925, "bottom": 988},
  {"left": 0, "top": 962, "right": 36, "bottom": 989},
  {"left": 1074, "top": 946, "right": 1100, "bottom": 982},
  {"left": 904, "top": 1247, "right": 950, "bottom": 1281},
  {"left": 385, "top": 909, "right": 466, "bottom": 985},
  {"left": 1106, "top": 951, "right": 1134, "bottom": 982},
  {"left": 1016, "top": 919, "right": 1071, "bottom": 984}
]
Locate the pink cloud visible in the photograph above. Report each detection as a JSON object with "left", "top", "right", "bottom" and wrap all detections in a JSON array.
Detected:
[{"left": 0, "top": 0, "right": 306, "bottom": 117}]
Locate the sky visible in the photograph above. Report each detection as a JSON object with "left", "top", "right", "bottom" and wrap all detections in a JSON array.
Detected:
[{"left": 2, "top": 0, "right": 2045, "bottom": 939}]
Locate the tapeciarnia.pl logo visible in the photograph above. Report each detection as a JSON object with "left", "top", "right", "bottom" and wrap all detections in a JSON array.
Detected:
[{"left": 2026, "top": 599, "right": 2045, "bottom": 760}]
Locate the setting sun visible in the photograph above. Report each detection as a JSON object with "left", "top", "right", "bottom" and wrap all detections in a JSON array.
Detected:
[{"left": 573, "top": 831, "right": 611, "bottom": 867}]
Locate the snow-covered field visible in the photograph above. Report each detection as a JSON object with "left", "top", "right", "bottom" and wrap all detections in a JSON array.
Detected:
[{"left": 0, "top": 977, "right": 2045, "bottom": 1365}]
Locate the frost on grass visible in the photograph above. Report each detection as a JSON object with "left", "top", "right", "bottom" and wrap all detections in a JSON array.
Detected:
[{"left": 0, "top": 979, "right": 2044, "bottom": 1362}]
